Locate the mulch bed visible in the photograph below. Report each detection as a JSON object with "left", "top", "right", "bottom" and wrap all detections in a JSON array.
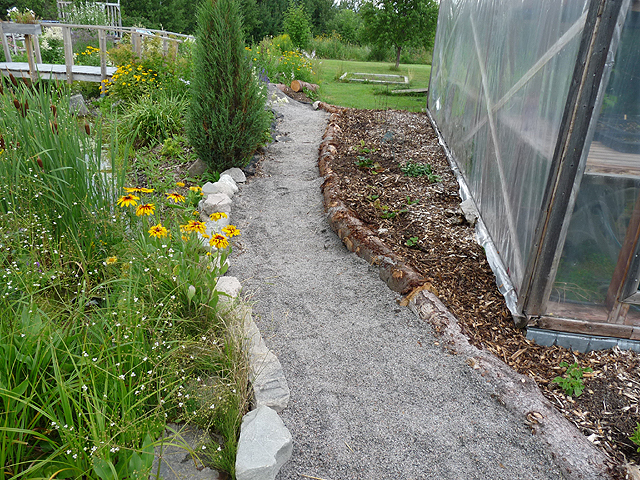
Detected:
[{"left": 317, "top": 107, "right": 639, "bottom": 478}]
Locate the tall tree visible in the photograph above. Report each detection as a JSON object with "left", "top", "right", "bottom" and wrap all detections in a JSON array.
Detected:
[
  {"left": 186, "top": 0, "right": 269, "bottom": 171},
  {"left": 360, "top": 0, "right": 438, "bottom": 68}
]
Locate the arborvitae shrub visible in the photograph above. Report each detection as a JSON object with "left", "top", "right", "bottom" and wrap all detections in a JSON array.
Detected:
[{"left": 187, "top": 0, "right": 269, "bottom": 172}]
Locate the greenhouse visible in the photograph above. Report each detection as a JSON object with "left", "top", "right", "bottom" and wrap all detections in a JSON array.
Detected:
[{"left": 427, "top": 0, "right": 640, "bottom": 348}]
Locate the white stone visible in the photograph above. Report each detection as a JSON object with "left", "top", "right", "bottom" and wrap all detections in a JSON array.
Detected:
[
  {"left": 216, "top": 276, "right": 242, "bottom": 299},
  {"left": 245, "top": 318, "right": 290, "bottom": 412},
  {"left": 312, "top": 100, "right": 321, "bottom": 110},
  {"left": 197, "top": 217, "right": 230, "bottom": 247},
  {"left": 152, "top": 424, "right": 219, "bottom": 480},
  {"left": 221, "top": 167, "right": 247, "bottom": 184},
  {"left": 207, "top": 181, "right": 235, "bottom": 198},
  {"left": 235, "top": 406, "right": 292, "bottom": 480},
  {"left": 218, "top": 174, "right": 239, "bottom": 193},
  {"left": 201, "top": 181, "right": 217, "bottom": 195},
  {"left": 199, "top": 194, "right": 232, "bottom": 217},
  {"left": 460, "top": 198, "right": 479, "bottom": 227}
]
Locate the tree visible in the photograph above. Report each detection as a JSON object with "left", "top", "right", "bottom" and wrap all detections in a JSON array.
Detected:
[
  {"left": 360, "top": 0, "right": 438, "bottom": 68},
  {"left": 186, "top": 0, "right": 270, "bottom": 172},
  {"left": 283, "top": 3, "right": 311, "bottom": 50}
]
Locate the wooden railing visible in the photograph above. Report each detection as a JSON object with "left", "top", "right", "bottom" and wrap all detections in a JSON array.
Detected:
[{"left": 0, "top": 22, "right": 194, "bottom": 84}]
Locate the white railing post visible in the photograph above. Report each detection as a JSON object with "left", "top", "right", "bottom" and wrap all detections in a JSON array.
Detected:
[
  {"left": 0, "top": 24, "right": 11, "bottom": 62},
  {"left": 62, "top": 25, "right": 74, "bottom": 84},
  {"left": 99, "top": 27, "right": 107, "bottom": 81}
]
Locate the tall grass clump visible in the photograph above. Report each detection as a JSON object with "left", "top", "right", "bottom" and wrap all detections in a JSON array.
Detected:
[
  {"left": 187, "top": 0, "right": 270, "bottom": 172},
  {"left": 309, "top": 32, "right": 370, "bottom": 61}
]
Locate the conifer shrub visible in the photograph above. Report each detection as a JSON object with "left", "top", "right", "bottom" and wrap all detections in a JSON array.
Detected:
[{"left": 187, "top": 0, "right": 269, "bottom": 172}]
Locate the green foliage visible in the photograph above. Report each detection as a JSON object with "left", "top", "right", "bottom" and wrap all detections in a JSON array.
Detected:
[
  {"left": 405, "top": 236, "right": 419, "bottom": 247},
  {"left": 552, "top": 362, "right": 592, "bottom": 397},
  {"left": 360, "top": 0, "right": 438, "bottom": 67},
  {"left": 59, "top": 1, "right": 108, "bottom": 25},
  {"left": 283, "top": 3, "right": 312, "bottom": 51},
  {"left": 631, "top": 423, "right": 640, "bottom": 452},
  {"left": 187, "top": 0, "right": 270, "bottom": 172},
  {"left": 327, "top": 7, "right": 363, "bottom": 45},
  {"left": 400, "top": 161, "right": 440, "bottom": 182},
  {"left": 248, "top": 36, "right": 317, "bottom": 84},
  {"left": 119, "top": 92, "right": 188, "bottom": 147}
]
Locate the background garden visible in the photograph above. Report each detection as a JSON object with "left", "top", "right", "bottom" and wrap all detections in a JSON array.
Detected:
[{"left": 0, "top": 0, "right": 437, "bottom": 478}]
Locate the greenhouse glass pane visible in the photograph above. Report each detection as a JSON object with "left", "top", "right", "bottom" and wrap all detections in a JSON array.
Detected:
[
  {"left": 550, "top": 4, "right": 640, "bottom": 322},
  {"left": 428, "top": 0, "right": 589, "bottom": 292}
]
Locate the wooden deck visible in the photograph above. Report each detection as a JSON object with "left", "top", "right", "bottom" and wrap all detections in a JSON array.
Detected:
[
  {"left": 585, "top": 140, "right": 640, "bottom": 178},
  {"left": 0, "top": 61, "right": 116, "bottom": 83}
]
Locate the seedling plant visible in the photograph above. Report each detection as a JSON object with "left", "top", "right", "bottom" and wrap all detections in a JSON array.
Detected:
[
  {"left": 400, "top": 160, "right": 441, "bottom": 183},
  {"left": 552, "top": 361, "right": 592, "bottom": 397}
]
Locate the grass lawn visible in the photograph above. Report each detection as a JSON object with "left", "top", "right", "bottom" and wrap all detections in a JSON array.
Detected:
[{"left": 315, "top": 58, "right": 431, "bottom": 112}]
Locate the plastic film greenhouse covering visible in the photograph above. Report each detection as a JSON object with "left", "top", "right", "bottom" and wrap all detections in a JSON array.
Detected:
[{"left": 428, "top": 0, "right": 590, "bottom": 296}]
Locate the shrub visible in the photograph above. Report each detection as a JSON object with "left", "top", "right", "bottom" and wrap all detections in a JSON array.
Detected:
[
  {"left": 187, "top": 0, "right": 270, "bottom": 172},
  {"left": 283, "top": 3, "right": 312, "bottom": 51}
]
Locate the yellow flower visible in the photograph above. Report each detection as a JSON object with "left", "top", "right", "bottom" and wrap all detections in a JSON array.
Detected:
[
  {"left": 135, "top": 203, "right": 155, "bottom": 216},
  {"left": 176, "top": 182, "right": 185, "bottom": 187},
  {"left": 180, "top": 220, "right": 206, "bottom": 235},
  {"left": 222, "top": 225, "right": 240, "bottom": 238},
  {"left": 209, "top": 234, "right": 229, "bottom": 250},
  {"left": 124, "top": 186, "right": 154, "bottom": 193},
  {"left": 117, "top": 194, "right": 139, "bottom": 207},
  {"left": 166, "top": 192, "right": 186, "bottom": 203},
  {"left": 105, "top": 256, "right": 117, "bottom": 265},
  {"left": 148, "top": 223, "right": 168, "bottom": 238},
  {"left": 209, "top": 212, "right": 228, "bottom": 221},
  {"left": 192, "top": 210, "right": 200, "bottom": 216},
  {"left": 189, "top": 186, "right": 202, "bottom": 192}
]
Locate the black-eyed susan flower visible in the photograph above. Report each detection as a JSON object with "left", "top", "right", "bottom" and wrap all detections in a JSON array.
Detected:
[
  {"left": 117, "top": 194, "right": 139, "bottom": 207},
  {"left": 209, "top": 234, "right": 229, "bottom": 250},
  {"left": 192, "top": 210, "right": 200, "bottom": 216},
  {"left": 180, "top": 220, "right": 206, "bottom": 235},
  {"left": 135, "top": 203, "right": 155, "bottom": 216},
  {"left": 148, "top": 223, "right": 168, "bottom": 238},
  {"left": 209, "top": 212, "right": 228, "bottom": 221},
  {"left": 124, "top": 187, "right": 154, "bottom": 193},
  {"left": 166, "top": 192, "right": 186, "bottom": 203},
  {"left": 176, "top": 182, "right": 185, "bottom": 187},
  {"left": 222, "top": 225, "right": 240, "bottom": 238}
]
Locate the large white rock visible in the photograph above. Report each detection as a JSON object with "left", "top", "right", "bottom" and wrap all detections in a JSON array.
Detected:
[
  {"left": 199, "top": 194, "right": 232, "bottom": 217},
  {"left": 235, "top": 406, "right": 292, "bottom": 480},
  {"left": 206, "top": 181, "right": 235, "bottom": 199},
  {"left": 244, "top": 319, "right": 290, "bottom": 413},
  {"left": 216, "top": 276, "right": 242, "bottom": 299},
  {"left": 221, "top": 167, "right": 247, "bottom": 184},
  {"left": 218, "top": 174, "right": 239, "bottom": 193}
]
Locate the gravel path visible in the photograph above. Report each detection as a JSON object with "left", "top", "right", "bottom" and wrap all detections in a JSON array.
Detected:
[{"left": 229, "top": 89, "right": 566, "bottom": 480}]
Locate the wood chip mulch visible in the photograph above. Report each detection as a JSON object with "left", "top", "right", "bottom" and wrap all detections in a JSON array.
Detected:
[{"left": 321, "top": 107, "right": 640, "bottom": 478}]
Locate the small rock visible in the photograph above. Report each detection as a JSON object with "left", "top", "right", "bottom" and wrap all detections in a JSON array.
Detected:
[
  {"left": 221, "top": 167, "right": 247, "bottom": 184},
  {"left": 202, "top": 182, "right": 217, "bottom": 195},
  {"left": 188, "top": 158, "right": 208, "bottom": 177},
  {"left": 460, "top": 198, "right": 479, "bottom": 227},
  {"left": 199, "top": 193, "right": 232, "bottom": 217},
  {"left": 152, "top": 424, "right": 221, "bottom": 480},
  {"left": 312, "top": 100, "right": 321, "bottom": 110},
  {"left": 235, "top": 406, "right": 292, "bottom": 480},
  {"left": 218, "top": 174, "right": 239, "bottom": 193},
  {"left": 69, "top": 94, "right": 89, "bottom": 116},
  {"left": 207, "top": 181, "right": 235, "bottom": 198},
  {"left": 381, "top": 130, "right": 395, "bottom": 144},
  {"left": 275, "top": 135, "right": 292, "bottom": 143},
  {"left": 216, "top": 276, "right": 242, "bottom": 299}
]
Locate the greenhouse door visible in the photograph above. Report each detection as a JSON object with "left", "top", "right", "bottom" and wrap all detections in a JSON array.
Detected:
[{"left": 606, "top": 191, "right": 640, "bottom": 323}]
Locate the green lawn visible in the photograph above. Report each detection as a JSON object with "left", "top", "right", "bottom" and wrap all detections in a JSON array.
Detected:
[{"left": 315, "top": 58, "right": 431, "bottom": 111}]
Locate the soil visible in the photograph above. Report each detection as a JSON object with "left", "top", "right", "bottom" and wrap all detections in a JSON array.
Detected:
[{"left": 319, "top": 107, "right": 640, "bottom": 477}]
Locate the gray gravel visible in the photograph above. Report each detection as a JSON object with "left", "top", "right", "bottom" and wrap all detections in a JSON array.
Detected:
[{"left": 230, "top": 89, "right": 566, "bottom": 480}]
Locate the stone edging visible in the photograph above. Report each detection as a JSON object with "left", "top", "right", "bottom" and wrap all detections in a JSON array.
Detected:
[{"left": 316, "top": 105, "right": 613, "bottom": 480}]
